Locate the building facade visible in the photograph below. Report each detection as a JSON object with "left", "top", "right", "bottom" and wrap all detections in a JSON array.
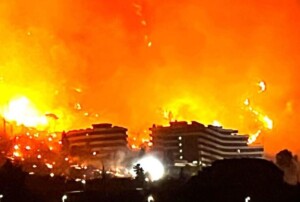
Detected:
[
  {"left": 63, "top": 123, "right": 128, "bottom": 160},
  {"left": 150, "top": 121, "right": 264, "bottom": 168}
]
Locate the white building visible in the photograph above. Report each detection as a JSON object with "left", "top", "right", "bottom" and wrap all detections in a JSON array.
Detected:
[{"left": 150, "top": 121, "right": 264, "bottom": 168}]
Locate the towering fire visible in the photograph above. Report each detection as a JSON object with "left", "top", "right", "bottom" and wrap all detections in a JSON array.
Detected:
[{"left": 0, "top": 0, "right": 300, "bottom": 156}]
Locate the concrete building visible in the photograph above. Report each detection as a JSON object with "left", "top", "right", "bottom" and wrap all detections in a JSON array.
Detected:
[
  {"left": 63, "top": 123, "right": 128, "bottom": 160},
  {"left": 150, "top": 121, "right": 264, "bottom": 168}
]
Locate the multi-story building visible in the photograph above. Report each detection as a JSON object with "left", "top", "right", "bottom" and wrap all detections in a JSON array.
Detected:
[
  {"left": 150, "top": 121, "right": 264, "bottom": 168},
  {"left": 63, "top": 123, "right": 129, "bottom": 161}
]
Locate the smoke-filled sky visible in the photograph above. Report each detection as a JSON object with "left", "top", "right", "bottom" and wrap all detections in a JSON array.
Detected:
[{"left": 0, "top": 0, "right": 300, "bottom": 155}]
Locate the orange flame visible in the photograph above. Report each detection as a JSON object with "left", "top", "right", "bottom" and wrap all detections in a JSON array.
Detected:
[
  {"left": 0, "top": 0, "right": 299, "bottom": 156},
  {"left": 2, "top": 97, "right": 48, "bottom": 130},
  {"left": 248, "top": 130, "right": 261, "bottom": 145}
]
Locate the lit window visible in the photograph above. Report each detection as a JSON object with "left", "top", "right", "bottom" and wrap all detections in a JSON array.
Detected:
[
  {"left": 179, "top": 149, "right": 182, "bottom": 153},
  {"left": 237, "top": 149, "right": 241, "bottom": 153},
  {"left": 179, "top": 143, "right": 182, "bottom": 147},
  {"left": 179, "top": 156, "right": 183, "bottom": 159},
  {"left": 178, "top": 136, "right": 182, "bottom": 140}
]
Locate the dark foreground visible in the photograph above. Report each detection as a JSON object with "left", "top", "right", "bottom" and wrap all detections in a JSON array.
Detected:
[{"left": 0, "top": 158, "right": 300, "bottom": 202}]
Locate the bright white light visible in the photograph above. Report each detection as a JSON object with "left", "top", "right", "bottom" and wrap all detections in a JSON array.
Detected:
[
  {"left": 147, "top": 194, "right": 155, "bottom": 202},
  {"left": 62, "top": 194, "right": 67, "bottom": 202},
  {"left": 46, "top": 163, "right": 53, "bottom": 169},
  {"left": 81, "top": 179, "right": 86, "bottom": 184},
  {"left": 245, "top": 196, "right": 251, "bottom": 202},
  {"left": 258, "top": 81, "right": 266, "bottom": 92},
  {"left": 133, "top": 156, "right": 164, "bottom": 181},
  {"left": 50, "top": 173, "right": 54, "bottom": 177},
  {"left": 0, "top": 194, "right": 4, "bottom": 198},
  {"left": 3, "top": 97, "right": 48, "bottom": 128},
  {"left": 212, "top": 120, "right": 222, "bottom": 127}
]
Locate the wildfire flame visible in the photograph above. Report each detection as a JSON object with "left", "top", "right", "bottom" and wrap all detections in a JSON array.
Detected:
[
  {"left": 248, "top": 130, "right": 262, "bottom": 145},
  {"left": 0, "top": 0, "right": 299, "bottom": 157},
  {"left": 2, "top": 97, "right": 48, "bottom": 129},
  {"left": 243, "top": 81, "right": 273, "bottom": 144}
]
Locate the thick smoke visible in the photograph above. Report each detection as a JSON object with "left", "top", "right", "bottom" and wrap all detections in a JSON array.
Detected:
[{"left": 0, "top": 0, "right": 300, "bottom": 155}]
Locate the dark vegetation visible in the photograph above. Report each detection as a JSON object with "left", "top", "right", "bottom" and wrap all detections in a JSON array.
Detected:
[{"left": 0, "top": 157, "right": 300, "bottom": 202}]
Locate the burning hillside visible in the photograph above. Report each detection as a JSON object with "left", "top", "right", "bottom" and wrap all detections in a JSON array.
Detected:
[{"left": 0, "top": 0, "right": 300, "bottom": 156}]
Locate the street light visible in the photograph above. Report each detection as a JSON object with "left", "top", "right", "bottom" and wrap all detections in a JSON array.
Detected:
[
  {"left": 61, "top": 194, "right": 67, "bottom": 202},
  {"left": 147, "top": 194, "right": 154, "bottom": 202},
  {"left": 245, "top": 196, "right": 251, "bottom": 202}
]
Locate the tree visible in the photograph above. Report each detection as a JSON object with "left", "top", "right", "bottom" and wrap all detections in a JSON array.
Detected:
[
  {"left": 133, "top": 163, "right": 145, "bottom": 182},
  {"left": 276, "top": 149, "right": 300, "bottom": 185}
]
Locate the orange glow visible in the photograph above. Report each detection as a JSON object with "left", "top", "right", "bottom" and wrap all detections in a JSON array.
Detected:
[
  {"left": 0, "top": 0, "right": 299, "bottom": 156},
  {"left": 2, "top": 97, "right": 48, "bottom": 130}
]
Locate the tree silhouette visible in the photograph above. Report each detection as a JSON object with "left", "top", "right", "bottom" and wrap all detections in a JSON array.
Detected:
[
  {"left": 133, "top": 163, "right": 145, "bottom": 182},
  {"left": 276, "top": 149, "right": 300, "bottom": 185}
]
